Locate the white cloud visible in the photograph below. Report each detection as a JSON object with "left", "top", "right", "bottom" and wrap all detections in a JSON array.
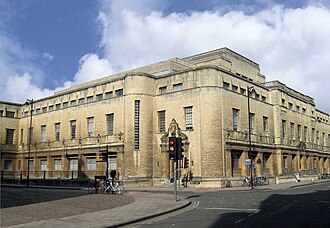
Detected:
[
  {"left": 98, "top": 3, "right": 330, "bottom": 112},
  {"left": 42, "top": 52, "right": 54, "bottom": 62}
]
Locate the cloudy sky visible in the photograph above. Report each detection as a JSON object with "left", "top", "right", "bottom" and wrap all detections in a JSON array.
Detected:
[{"left": 0, "top": 0, "right": 330, "bottom": 113}]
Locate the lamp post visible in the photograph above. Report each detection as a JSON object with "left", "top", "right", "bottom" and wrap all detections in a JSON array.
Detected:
[
  {"left": 247, "top": 86, "right": 255, "bottom": 184},
  {"left": 25, "top": 99, "right": 34, "bottom": 187}
]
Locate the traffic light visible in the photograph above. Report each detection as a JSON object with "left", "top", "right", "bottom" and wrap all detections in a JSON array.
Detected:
[
  {"left": 168, "top": 137, "right": 176, "bottom": 160},
  {"left": 177, "top": 137, "right": 184, "bottom": 160},
  {"left": 184, "top": 157, "right": 189, "bottom": 168}
]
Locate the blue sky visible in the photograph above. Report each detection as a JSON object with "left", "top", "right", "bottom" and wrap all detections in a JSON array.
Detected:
[{"left": 1, "top": 0, "right": 330, "bottom": 113}]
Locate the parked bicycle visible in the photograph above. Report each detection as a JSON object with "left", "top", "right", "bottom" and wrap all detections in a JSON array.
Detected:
[
  {"left": 220, "top": 179, "right": 232, "bottom": 188},
  {"left": 88, "top": 179, "right": 102, "bottom": 194},
  {"left": 103, "top": 179, "right": 125, "bottom": 195},
  {"left": 242, "top": 176, "right": 254, "bottom": 190},
  {"left": 255, "top": 176, "right": 269, "bottom": 186}
]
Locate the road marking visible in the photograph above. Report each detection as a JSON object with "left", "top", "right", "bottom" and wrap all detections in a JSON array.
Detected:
[
  {"left": 204, "top": 207, "right": 259, "bottom": 211},
  {"left": 235, "top": 209, "right": 260, "bottom": 224}
]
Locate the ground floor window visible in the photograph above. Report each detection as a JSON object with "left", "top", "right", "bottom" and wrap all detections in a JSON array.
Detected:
[
  {"left": 69, "top": 158, "right": 78, "bottom": 171},
  {"left": 40, "top": 160, "right": 47, "bottom": 171},
  {"left": 108, "top": 156, "right": 117, "bottom": 170},
  {"left": 28, "top": 160, "right": 34, "bottom": 171},
  {"left": 54, "top": 159, "right": 62, "bottom": 171},
  {"left": 231, "top": 151, "right": 242, "bottom": 169},
  {"left": 263, "top": 153, "right": 271, "bottom": 169},
  {"left": 283, "top": 155, "right": 288, "bottom": 169},
  {"left": 86, "top": 158, "right": 96, "bottom": 170},
  {"left": 4, "top": 160, "right": 12, "bottom": 170}
]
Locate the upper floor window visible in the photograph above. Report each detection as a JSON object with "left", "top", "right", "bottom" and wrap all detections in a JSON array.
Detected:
[
  {"left": 55, "top": 123, "right": 61, "bottom": 141},
  {"left": 249, "top": 113, "right": 255, "bottom": 132},
  {"left": 159, "top": 86, "right": 167, "bottom": 94},
  {"left": 223, "top": 82, "right": 230, "bottom": 90},
  {"left": 42, "top": 107, "right": 47, "bottom": 113},
  {"left": 232, "top": 85, "right": 238, "bottom": 92},
  {"left": 290, "top": 122, "right": 294, "bottom": 140},
  {"left": 71, "top": 100, "right": 76, "bottom": 107},
  {"left": 36, "top": 108, "right": 40, "bottom": 114},
  {"left": 296, "top": 105, "right": 300, "bottom": 112},
  {"left": 49, "top": 105, "right": 54, "bottom": 111},
  {"left": 297, "top": 125, "right": 301, "bottom": 142},
  {"left": 173, "top": 83, "right": 183, "bottom": 91},
  {"left": 96, "top": 94, "right": 103, "bottom": 101},
  {"left": 79, "top": 98, "right": 85, "bottom": 105},
  {"left": 116, "top": 89, "right": 123, "bottom": 97},
  {"left": 303, "top": 126, "right": 308, "bottom": 142},
  {"left": 302, "top": 108, "right": 306, "bottom": 114},
  {"left": 6, "top": 111, "right": 15, "bottom": 118},
  {"left": 70, "top": 120, "right": 76, "bottom": 139},
  {"left": 281, "top": 120, "right": 286, "bottom": 138},
  {"left": 56, "top": 103, "right": 61, "bottom": 110},
  {"left": 6, "top": 129, "right": 15, "bottom": 144},
  {"left": 105, "top": 91, "right": 113, "bottom": 99},
  {"left": 87, "top": 96, "right": 94, "bottom": 103},
  {"left": 158, "top": 111, "right": 166, "bottom": 133},
  {"left": 311, "top": 128, "right": 315, "bottom": 143},
  {"left": 87, "top": 117, "right": 94, "bottom": 137},
  {"left": 63, "top": 102, "right": 68, "bottom": 108},
  {"left": 263, "top": 116, "right": 268, "bottom": 132},
  {"left": 185, "top": 106, "right": 193, "bottom": 130},
  {"left": 233, "top": 108, "right": 239, "bottom": 131},
  {"left": 281, "top": 99, "right": 286, "bottom": 106},
  {"left": 41, "top": 125, "right": 46, "bottom": 143},
  {"left": 240, "top": 88, "right": 246, "bottom": 95},
  {"left": 106, "top": 114, "right": 114, "bottom": 135}
]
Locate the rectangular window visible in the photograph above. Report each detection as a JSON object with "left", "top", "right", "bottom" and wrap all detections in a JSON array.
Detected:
[
  {"left": 106, "top": 114, "right": 114, "bottom": 135},
  {"left": 159, "top": 86, "right": 167, "bottom": 94},
  {"left": 185, "top": 106, "right": 193, "bottom": 130},
  {"left": 302, "top": 108, "right": 306, "bottom": 114},
  {"left": 40, "top": 160, "right": 47, "bottom": 171},
  {"left": 49, "top": 105, "right": 54, "bottom": 111},
  {"left": 316, "top": 131, "right": 319, "bottom": 144},
  {"left": 87, "top": 117, "right": 94, "bottom": 137},
  {"left": 87, "top": 96, "right": 93, "bottom": 103},
  {"left": 4, "top": 160, "right": 13, "bottom": 170},
  {"left": 29, "top": 160, "right": 34, "bottom": 171},
  {"left": 41, "top": 125, "right": 46, "bottom": 143},
  {"left": 105, "top": 91, "right": 113, "bottom": 99},
  {"left": 6, "top": 111, "right": 15, "bottom": 118},
  {"left": 223, "top": 81, "right": 230, "bottom": 90},
  {"left": 263, "top": 154, "right": 270, "bottom": 169},
  {"left": 173, "top": 83, "right": 183, "bottom": 91},
  {"left": 70, "top": 120, "right": 76, "bottom": 139},
  {"left": 322, "top": 132, "right": 325, "bottom": 146},
  {"left": 134, "top": 100, "right": 140, "bottom": 150},
  {"left": 63, "top": 102, "right": 68, "bottom": 108},
  {"left": 116, "top": 89, "right": 123, "bottom": 97},
  {"left": 54, "top": 159, "right": 62, "bottom": 171},
  {"left": 282, "top": 120, "right": 286, "bottom": 138},
  {"left": 233, "top": 109, "right": 239, "bottom": 131},
  {"left": 311, "top": 128, "right": 315, "bottom": 143},
  {"left": 108, "top": 157, "right": 117, "bottom": 170},
  {"left": 158, "top": 111, "right": 166, "bottom": 133},
  {"left": 255, "top": 94, "right": 260, "bottom": 100},
  {"left": 86, "top": 158, "right": 96, "bottom": 170},
  {"left": 79, "top": 98, "right": 85, "bottom": 105},
  {"left": 290, "top": 122, "right": 294, "bottom": 140},
  {"left": 232, "top": 152, "right": 241, "bottom": 169},
  {"left": 283, "top": 156, "right": 288, "bottom": 169},
  {"left": 303, "top": 126, "right": 307, "bottom": 142},
  {"left": 288, "top": 102, "right": 293, "bottom": 110},
  {"left": 71, "top": 100, "right": 76, "bottom": 107},
  {"left": 296, "top": 105, "right": 300, "bottom": 112},
  {"left": 6, "top": 129, "right": 15, "bottom": 144},
  {"left": 96, "top": 94, "right": 103, "bottom": 101},
  {"left": 249, "top": 113, "right": 255, "bottom": 132},
  {"left": 69, "top": 158, "right": 78, "bottom": 171},
  {"left": 24, "top": 111, "right": 29, "bottom": 116},
  {"left": 56, "top": 103, "right": 61, "bottom": 110},
  {"left": 261, "top": 96, "right": 267, "bottom": 102},
  {"left": 36, "top": 108, "right": 40, "bottom": 114},
  {"left": 55, "top": 123, "right": 60, "bottom": 141},
  {"left": 263, "top": 116, "right": 268, "bottom": 132},
  {"left": 240, "top": 88, "right": 246, "bottom": 95},
  {"left": 20, "top": 129, "right": 23, "bottom": 144},
  {"left": 29, "top": 127, "right": 33, "bottom": 144},
  {"left": 42, "top": 107, "right": 47, "bottom": 113},
  {"left": 297, "top": 124, "right": 301, "bottom": 142},
  {"left": 232, "top": 85, "right": 238, "bottom": 92}
]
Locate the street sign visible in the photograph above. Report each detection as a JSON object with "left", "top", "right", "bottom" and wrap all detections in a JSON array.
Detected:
[
  {"left": 251, "top": 164, "right": 256, "bottom": 169},
  {"left": 245, "top": 159, "right": 252, "bottom": 165}
]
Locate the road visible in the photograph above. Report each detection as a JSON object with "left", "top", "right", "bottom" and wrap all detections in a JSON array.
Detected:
[{"left": 134, "top": 182, "right": 330, "bottom": 228}]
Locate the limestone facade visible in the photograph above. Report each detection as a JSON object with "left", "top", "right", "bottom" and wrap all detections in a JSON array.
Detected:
[{"left": 0, "top": 47, "right": 329, "bottom": 186}]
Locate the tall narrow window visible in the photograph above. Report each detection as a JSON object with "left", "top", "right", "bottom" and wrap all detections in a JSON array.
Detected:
[
  {"left": 185, "top": 107, "right": 193, "bottom": 130},
  {"left": 41, "top": 125, "right": 46, "bottom": 143},
  {"left": 297, "top": 124, "right": 301, "bottom": 142},
  {"left": 263, "top": 116, "right": 268, "bottom": 132},
  {"left": 86, "top": 158, "right": 96, "bottom": 170},
  {"left": 290, "top": 122, "right": 294, "bottom": 140},
  {"left": 134, "top": 100, "right": 140, "bottom": 150},
  {"left": 303, "top": 126, "right": 308, "bottom": 142},
  {"left": 40, "top": 160, "right": 47, "bottom": 171},
  {"left": 55, "top": 123, "right": 60, "bottom": 141},
  {"left": 249, "top": 113, "right": 255, "bottom": 132},
  {"left": 158, "top": 111, "right": 166, "bottom": 133},
  {"left": 69, "top": 158, "right": 78, "bottom": 171},
  {"left": 70, "top": 120, "right": 76, "bottom": 139},
  {"left": 6, "top": 129, "right": 15, "bottom": 145},
  {"left": 20, "top": 129, "right": 23, "bottom": 144},
  {"left": 106, "top": 114, "right": 114, "bottom": 135},
  {"left": 29, "top": 127, "right": 33, "bottom": 144},
  {"left": 322, "top": 132, "right": 325, "bottom": 146},
  {"left": 54, "top": 159, "right": 62, "bottom": 171},
  {"left": 311, "top": 128, "right": 315, "bottom": 143},
  {"left": 87, "top": 117, "right": 94, "bottom": 137},
  {"left": 29, "top": 160, "right": 34, "bottom": 171},
  {"left": 233, "top": 108, "right": 239, "bottom": 131},
  {"left": 281, "top": 120, "right": 286, "bottom": 138}
]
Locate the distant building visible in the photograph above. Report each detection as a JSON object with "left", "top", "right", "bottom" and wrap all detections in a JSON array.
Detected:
[{"left": 1, "top": 47, "right": 329, "bottom": 187}]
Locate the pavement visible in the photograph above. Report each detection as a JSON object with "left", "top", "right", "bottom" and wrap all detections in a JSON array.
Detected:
[{"left": 1, "top": 178, "right": 329, "bottom": 228}]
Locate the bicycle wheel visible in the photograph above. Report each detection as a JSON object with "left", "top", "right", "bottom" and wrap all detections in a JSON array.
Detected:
[
  {"left": 88, "top": 181, "right": 96, "bottom": 194},
  {"left": 227, "top": 180, "right": 232, "bottom": 187},
  {"left": 245, "top": 182, "right": 252, "bottom": 190},
  {"left": 116, "top": 185, "right": 125, "bottom": 195},
  {"left": 220, "top": 180, "right": 226, "bottom": 188}
]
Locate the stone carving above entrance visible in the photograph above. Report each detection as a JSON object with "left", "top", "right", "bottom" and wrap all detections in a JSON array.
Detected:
[{"left": 160, "top": 118, "right": 188, "bottom": 144}]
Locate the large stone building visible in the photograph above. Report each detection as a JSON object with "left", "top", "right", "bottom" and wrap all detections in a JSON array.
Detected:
[{"left": 1, "top": 47, "right": 329, "bottom": 186}]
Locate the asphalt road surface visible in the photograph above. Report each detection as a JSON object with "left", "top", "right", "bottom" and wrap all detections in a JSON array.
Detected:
[{"left": 135, "top": 182, "right": 330, "bottom": 228}]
